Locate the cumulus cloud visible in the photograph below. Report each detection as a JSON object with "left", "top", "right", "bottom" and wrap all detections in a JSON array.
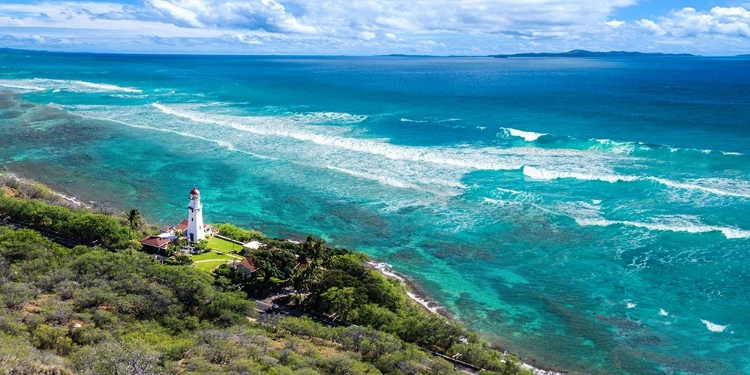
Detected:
[
  {"left": 1, "top": 1, "right": 749, "bottom": 54},
  {"left": 638, "top": 6, "right": 750, "bottom": 38},
  {"left": 145, "top": 0, "right": 318, "bottom": 33},
  {"left": 358, "top": 31, "right": 376, "bottom": 40},
  {"left": 637, "top": 19, "right": 666, "bottom": 36}
]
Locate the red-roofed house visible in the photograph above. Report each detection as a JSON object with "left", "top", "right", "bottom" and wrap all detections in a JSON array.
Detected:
[
  {"left": 140, "top": 236, "right": 171, "bottom": 253},
  {"left": 234, "top": 258, "right": 258, "bottom": 276},
  {"left": 174, "top": 219, "right": 189, "bottom": 232}
]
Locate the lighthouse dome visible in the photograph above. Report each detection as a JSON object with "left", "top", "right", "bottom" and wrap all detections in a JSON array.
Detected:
[{"left": 190, "top": 187, "right": 200, "bottom": 200}]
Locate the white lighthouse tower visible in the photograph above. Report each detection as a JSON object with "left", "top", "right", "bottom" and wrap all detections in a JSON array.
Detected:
[{"left": 186, "top": 186, "right": 205, "bottom": 243}]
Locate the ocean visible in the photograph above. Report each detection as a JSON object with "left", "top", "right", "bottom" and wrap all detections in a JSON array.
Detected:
[{"left": 1, "top": 49, "right": 749, "bottom": 374}]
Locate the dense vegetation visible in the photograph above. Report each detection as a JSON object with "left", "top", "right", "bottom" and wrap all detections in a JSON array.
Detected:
[{"left": 0, "top": 181, "right": 532, "bottom": 374}]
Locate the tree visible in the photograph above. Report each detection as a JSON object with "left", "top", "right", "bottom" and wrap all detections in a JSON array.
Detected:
[
  {"left": 194, "top": 239, "right": 210, "bottom": 253},
  {"left": 72, "top": 340, "right": 162, "bottom": 375},
  {"left": 321, "top": 286, "right": 357, "bottom": 321},
  {"left": 126, "top": 208, "right": 141, "bottom": 236}
]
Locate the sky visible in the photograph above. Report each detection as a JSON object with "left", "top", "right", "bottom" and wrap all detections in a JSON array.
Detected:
[{"left": 0, "top": 0, "right": 749, "bottom": 55}]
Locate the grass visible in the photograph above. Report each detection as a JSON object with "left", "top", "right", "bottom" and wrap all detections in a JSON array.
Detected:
[
  {"left": 190, "top": 238, "right": 244, "bottom": 273},
  {"left": 191, "top": 251, "right": 236, "bottom": 262},
  {"left": 193, "top": 259, "right": 234, "bottom": 273},
  {"left": 207, "top": 236, "right": 242, "bottom": 254}
]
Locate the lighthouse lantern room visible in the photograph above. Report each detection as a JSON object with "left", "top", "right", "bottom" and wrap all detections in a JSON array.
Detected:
[{"left": 186, "top": 186, "right": 205, "bottom": 243}]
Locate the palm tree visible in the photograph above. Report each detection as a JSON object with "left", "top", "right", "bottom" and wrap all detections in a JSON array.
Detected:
[{"left": 126, "top": 208, "right": 141, "bottom": 236}]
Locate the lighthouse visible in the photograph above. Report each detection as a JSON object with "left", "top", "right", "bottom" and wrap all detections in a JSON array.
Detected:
[{"left": 186, "top": 186, "right": 205, "bottom": 243}]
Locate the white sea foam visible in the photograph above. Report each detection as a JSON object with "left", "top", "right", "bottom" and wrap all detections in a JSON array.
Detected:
[
  {"left": 0, "top": 82, "right": 46, "bottom": 92},
  {"left": 659, "top": 309, "right": 669, "bottom": 316},
  {"left": 327, "top": 165, "right": 423, "bottom": 191},
  {"left": 700, "top": 319, "right": 728, "bottom": 332},
  {"left": 367, "top": 262, "right": 443, "bottom": 313},
  {"left": 294, "top": 111, "right": 367, "bottom": 124},
  {"left": 482, "top": 197, "right": 507, "bottom": 206},
  {"left": 400, "top": 118, "right": 428, "bottom": 123},
  {"left": 626, "top": 302, "right": 637, "bottom": 309},
  {"left": 152, "top": 103, "right": 531, "bottom": 171},
  {"left": 522, "top": 165, "right": 750, "bottom": 199},
  {"left": 367, "top": 262, "right": 405, "bottom": 282},
  {"left": 496, "top": 187, "right": 524, "bottom": 195},
  {"left": 503, "top": 127, "right": 546, "bottom": 142},
  {"left": 493, "top": 187, "right": 539, "bottom": 204},
  {"left": 648, "top": 177, "right": 750, "bottom": 198},
  {"left": 523, "top": 165, "right": 637, "bottom": 183},
  {"left": 593, "top": 138, "right": 636, "bottom": 155},
  {"left": 574, "top": 215, "right": 750, "bottom": 239},
  {"left": 0, "top": 78, "right": 142, "bottom": 94},
  {"left": 721, "top": 151, "right": 743, "bottom": 156},
  {"left": 406, "top": 291, "right": 443, "bottom": 314},
  {"left": 108, "top": 94, "right": 149, "bottom": 99},
  {"left": 592, "top": 199, "right": 602, "bottom": 205},
  {"left": 67, "top": 111, "right": 278, "bottom": 161}
]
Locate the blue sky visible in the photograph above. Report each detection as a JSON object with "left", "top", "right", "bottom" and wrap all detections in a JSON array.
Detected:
[{"left": 1, "top": 1, "right": 749, "bottom": 55}]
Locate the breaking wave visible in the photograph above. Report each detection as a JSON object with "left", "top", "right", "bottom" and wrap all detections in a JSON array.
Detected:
[
  {"left": 293, "top": 111, "right": 368, "bottom": 124},
  {"left": 523, "top": 165, "right": 638, "bottom": 183},
  {"left": 575, "top": 216, "right": 750, "bottom": 239},
  {"left": 495, "top": 126, "right": 746, "bottom": 157},
  {"left": 0, "top": 78, "right": 142, "bottom": 94},
  {"left": 502, "top": 127, "right": 547, "bottom": 141},
  {"left": 523, "top": 166, "right": 750, "bottom": 198},
  {"left": 700, "top": 319, "right": 729, "bottom": 333}
]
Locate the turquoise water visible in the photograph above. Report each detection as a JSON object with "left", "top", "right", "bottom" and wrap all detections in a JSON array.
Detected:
[{"left": 1, "top": 49, "right": 750, "bottom": 373}]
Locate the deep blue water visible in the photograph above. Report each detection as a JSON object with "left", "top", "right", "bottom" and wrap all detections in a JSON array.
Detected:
[{"left": 2, "top": 49, "right": 750, "bottom": 374}]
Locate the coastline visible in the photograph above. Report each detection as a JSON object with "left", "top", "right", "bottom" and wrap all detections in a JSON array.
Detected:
[
  {"left": 366, "top": 261, "right": 564, "bottom": 375},
  {"left": 0, "top": 171, "right": 89, "bottom": 209},
  {"left": 2, "top": 169, "right": 564, "bottom": 375}
]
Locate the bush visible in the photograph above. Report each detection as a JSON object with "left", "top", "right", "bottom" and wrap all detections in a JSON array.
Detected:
[{"left": 215, "top": 223, "right": 264, "bottom": 242}]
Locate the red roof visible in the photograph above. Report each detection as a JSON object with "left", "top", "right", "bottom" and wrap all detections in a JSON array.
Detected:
[
  {"left": 140, "top": 236, "right": 171, "bottom": 249},
  {"left": 175, "top": 219, "right": 189, "bottom": 232},
  {"left": 190, "top": 187, "right": 200, "bottom": 195},
  {"left": 238, "top": 259, "right": 257, "bottom": 273}
]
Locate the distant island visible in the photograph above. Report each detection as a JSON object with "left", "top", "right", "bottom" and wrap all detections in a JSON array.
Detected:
[{"left": 490, "top": 49, "right": 697, "bottom": 58}]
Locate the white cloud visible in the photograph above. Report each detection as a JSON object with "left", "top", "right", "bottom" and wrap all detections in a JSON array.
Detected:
[
  {"left": 234, "top": 34, "right": 264, "bottom": 45},
  {"left": 148, "top": 0, "right": 203, "bottom": 27},
  {"left": 358, "top": 31, "right": 376, "bottom": 40},
  {"left": 0, "top": 1, "right": 749, "bottom": 55},
  {"left": 145, "top": 0, "right": 318, "bottom": 33},
  {"left": 638, "top": 6, "right": 750, "bottom": 38},
  {"left": 637, "top": 19, "right": 666, "bottom": 36}
]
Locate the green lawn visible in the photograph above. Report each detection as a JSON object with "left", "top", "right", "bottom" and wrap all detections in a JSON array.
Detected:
[
  {"left": 207, "top": 237, "right": 242, "bottom": 254},
  {"left": 191, "top": 251, "right": 236, "bottom": 262},
  {"left": 191, "top": 244, "right": 243, "bottom": 274},
  {"left": 193, "top": 259, "right": 233, "bottom": 273}
]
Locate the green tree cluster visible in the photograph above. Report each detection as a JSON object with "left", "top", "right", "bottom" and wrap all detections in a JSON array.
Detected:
[
  {"left": 209, "top": 229, "right": 530, "bottom": 374},
  {"left": 295, "top": 248, "right": 528, "bottom": 373},
  {"left": 215, "top": 222, "right": 264, "bottom": 242},
  {"left": 0, "top": 195, "right": 133, "bottom": 249}
]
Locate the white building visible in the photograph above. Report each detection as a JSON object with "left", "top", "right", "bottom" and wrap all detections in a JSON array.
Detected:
[{"left": 186, "top": 186, "right": 205, "bottom": 242}]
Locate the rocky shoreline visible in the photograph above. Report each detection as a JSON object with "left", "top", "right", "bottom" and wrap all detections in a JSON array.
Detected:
[{"left": 366, "top": 261, "right": 565, "bottom": 375}]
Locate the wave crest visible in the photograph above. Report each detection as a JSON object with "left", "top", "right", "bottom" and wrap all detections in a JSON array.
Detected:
[
  {"left": 523, "top": 165, "right": 637, "bottom": 183},
  {"left": 0, "top": 78, "right": 142, "bottom": 94},
  {"left": 575, "top": 216, "right": 750, "bottom": 239},
  {"left": 501, "top": 127, "right": 547, "bottom": 142}
]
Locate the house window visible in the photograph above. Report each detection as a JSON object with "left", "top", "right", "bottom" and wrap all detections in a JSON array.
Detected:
[{"left": 191, "top": 218, "right": 193, "bottom": 221}]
